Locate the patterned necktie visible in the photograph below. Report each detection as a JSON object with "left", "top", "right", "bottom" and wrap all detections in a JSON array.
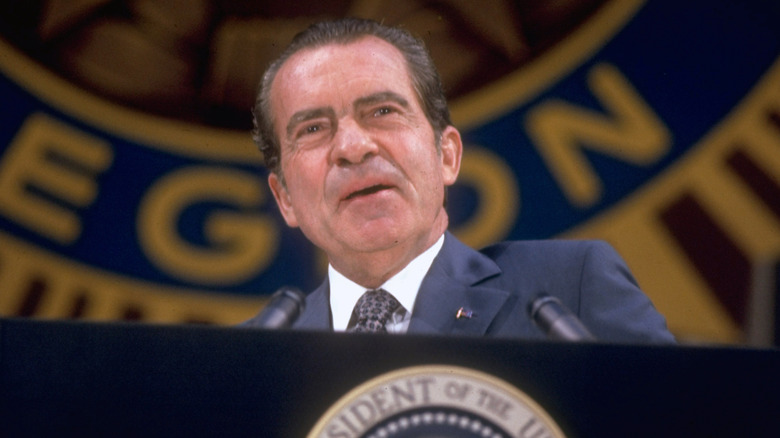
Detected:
[{"left": 349, "top": 289, "right": 400, "bottom": 333}]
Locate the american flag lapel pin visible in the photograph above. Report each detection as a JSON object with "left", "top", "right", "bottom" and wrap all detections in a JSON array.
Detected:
[{"left": 456, "top": 307, "right": 473, "bottom": 319}]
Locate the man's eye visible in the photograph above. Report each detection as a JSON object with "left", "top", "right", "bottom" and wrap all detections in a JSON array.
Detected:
[
  {"left": 373, "top": 107, "right": 393, "bottom": 117},
  {"left": 298, "top": 123, "right": 323, "bottom": 138}
]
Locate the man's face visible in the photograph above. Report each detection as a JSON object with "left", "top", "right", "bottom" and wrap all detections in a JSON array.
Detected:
[{"left": 267, "top": 36, "right": 461, "bottom": 271}]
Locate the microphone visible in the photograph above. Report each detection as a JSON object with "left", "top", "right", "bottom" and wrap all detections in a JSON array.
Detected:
[
  {"left": 528, "top": 293, "right": 596, "bottom": 342},
  {"left": 247, "top": 287, "right": 306, "bottom": 329}
]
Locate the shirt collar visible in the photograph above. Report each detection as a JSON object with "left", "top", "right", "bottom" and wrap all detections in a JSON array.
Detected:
[{"left": 328, "top": 234, "right": 445, "bottom": 331}]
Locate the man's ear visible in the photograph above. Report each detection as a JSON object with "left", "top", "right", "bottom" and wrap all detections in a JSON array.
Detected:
[
  {"left": 268, "top": 172, "right": 299, "bottom": 228},
  {"left": 439, "top": 125, "right": 463, "bottom": 186}
]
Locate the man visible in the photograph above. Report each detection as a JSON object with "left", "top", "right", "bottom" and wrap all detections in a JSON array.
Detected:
[{"left": 248, "top": 17, "right": 674, "bottom": 343}]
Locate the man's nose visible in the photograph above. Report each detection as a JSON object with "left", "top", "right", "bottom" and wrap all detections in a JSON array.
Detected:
[{"left": 330, "top": 118, "right": 378, "bottom": 166}]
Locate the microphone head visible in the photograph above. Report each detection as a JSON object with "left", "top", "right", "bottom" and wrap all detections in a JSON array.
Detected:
[
  {"left": 528, "top": 294, "right": 560, "bottom": 329},
  {"left": 245, "top": 287, "right": 306, "bottom": 329},
  {"left": 528, "top": 293, "right": 596, "bottom": 342}
]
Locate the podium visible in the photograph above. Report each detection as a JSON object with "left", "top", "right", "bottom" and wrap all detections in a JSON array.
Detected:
[{"left": 2, "top": 318, "right": 779, "bottom": 437}]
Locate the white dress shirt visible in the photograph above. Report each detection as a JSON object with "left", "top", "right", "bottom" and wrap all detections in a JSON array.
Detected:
[{"left": 329, "top": 234, "right": 445, "bottom": 333}]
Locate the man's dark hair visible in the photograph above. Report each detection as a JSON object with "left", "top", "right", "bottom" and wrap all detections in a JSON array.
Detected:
[{"left": 252, "top": 17, "right": 452, "bottom": 176}]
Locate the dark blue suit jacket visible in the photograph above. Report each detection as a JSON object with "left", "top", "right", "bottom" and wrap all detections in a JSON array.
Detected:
[{"left": 291, "top": 232, "right": 675, "bottom": 343}]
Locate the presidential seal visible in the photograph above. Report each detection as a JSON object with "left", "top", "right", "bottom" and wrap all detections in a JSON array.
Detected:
[{"left": 308, "top": 365, "right": 566, "bottom": 438}]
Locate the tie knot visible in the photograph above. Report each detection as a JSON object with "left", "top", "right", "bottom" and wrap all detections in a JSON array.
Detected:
[{"left": 350, "top": 289, "right": 400, "bottom": 333}]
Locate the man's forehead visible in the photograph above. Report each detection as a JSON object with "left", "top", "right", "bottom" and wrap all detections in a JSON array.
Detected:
[
  {"left": 270, "top": 36, "right": 417, "bottom": 120},
  {"left": 273, "top": 36, "right": 411, "bottom": 93}
]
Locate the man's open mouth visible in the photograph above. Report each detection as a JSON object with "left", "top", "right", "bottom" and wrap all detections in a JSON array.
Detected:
[{"left": 345, "top": 184, "right": 393, "bottom": 200}]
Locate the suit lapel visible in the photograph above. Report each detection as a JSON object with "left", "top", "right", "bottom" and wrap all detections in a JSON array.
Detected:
[{"left": 408, "top": 232, "right": 509, "bottom": 336}]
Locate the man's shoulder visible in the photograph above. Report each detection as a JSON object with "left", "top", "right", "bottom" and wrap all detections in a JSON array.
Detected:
[{"left": 477, "top": 238, "right": 614, "bottom": 263}]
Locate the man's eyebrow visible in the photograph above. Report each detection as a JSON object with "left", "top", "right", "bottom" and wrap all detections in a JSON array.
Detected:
[
  {"left": 353, "top": 92, "right": 410, "bottom": 111},
  {"left": 285, "top": 107, "right": 336, "bottom": 138}
]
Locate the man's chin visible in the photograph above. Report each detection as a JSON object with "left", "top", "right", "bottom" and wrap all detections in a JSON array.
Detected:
[{"left": 339, "top": 225, "right": 408, "bottom": 253}]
